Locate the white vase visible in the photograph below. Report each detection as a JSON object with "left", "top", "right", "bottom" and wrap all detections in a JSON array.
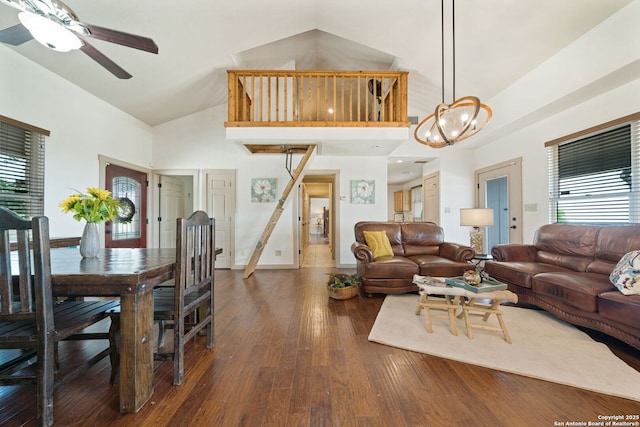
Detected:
[{"left": 80, "top": 222, "right": 100, "bottom": 258}]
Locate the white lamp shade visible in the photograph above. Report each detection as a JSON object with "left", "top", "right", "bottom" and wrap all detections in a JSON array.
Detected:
[{"left": 460, "top": 208, "right": 494, "bottom": 227}]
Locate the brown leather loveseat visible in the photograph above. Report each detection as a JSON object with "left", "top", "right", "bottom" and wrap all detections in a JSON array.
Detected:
[
  {"left": 351, "top": 221, "right": 475, "bottom": 296},
  {"left": 484, "top": 223, "right": 640, "bottom": 349}
]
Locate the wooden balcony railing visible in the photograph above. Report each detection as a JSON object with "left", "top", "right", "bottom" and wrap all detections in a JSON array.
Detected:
[{"left": 225, "top": 70, "right": 409, "bottom": 128}]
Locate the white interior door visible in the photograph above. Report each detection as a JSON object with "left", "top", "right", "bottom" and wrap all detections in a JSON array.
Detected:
[
  {"left": 477, "top": 158, "right": 523, "bottom": 247},
  {"left": 423, "top": 172, "right": 440, "bottom": 224},
  {"left": 159, "top": 175, "right": 185, "bottom": 248},
  {"left": 206, "top": 171, "right": 235, "bottom": 269}
]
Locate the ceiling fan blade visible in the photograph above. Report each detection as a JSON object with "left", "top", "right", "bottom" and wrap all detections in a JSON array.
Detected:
[
  {"left": 80, "top": 41, "right": 132, "bottom": 79},
  {"left": 84, "top": 24, "right": 158, "bottom": 54},
  {"left": 0, "top": 23, "right": 32, "bottom": 45}
]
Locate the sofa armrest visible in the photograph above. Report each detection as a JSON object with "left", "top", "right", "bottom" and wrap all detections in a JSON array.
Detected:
[
  {"left": 351, "top": 242, "right": 374, "bottom": 263},
  {"left": 439, "top": 242, "right": 475, "bottom": 262},
  {"left": 491, "top": 244, "right": 538, "bottom": 262}
]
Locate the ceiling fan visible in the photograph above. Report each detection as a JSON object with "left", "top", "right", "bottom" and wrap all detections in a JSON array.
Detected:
[{"left": 0, "top": 0, "right": 158, "bottom": 79}]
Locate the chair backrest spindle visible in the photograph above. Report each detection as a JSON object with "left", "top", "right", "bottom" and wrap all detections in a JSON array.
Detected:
[{"left": 0, "top": 209, "right": 41, "bottom": 315}]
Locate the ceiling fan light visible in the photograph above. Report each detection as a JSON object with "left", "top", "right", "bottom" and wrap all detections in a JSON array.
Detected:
[{"left": 19, "top": 12, "right": 82, "bottom": 52}]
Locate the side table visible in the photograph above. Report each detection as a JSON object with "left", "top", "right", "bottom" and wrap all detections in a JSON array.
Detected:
[
  {"left": 461, "top": 290, "right": 518, "bottom": 343},
  {"left": 471, "top": 253, "right": 493, "bottom": 265},
  {"left": 415, "top": 285, "right": 468, "bottom": 336},
  {"left": 414, "top": 275, "right": 518, "bottom": 343}
]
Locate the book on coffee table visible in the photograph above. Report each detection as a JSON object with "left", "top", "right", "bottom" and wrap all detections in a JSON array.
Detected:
[{"left": 445, "top": 276, "right": 507, "bottom": 293}]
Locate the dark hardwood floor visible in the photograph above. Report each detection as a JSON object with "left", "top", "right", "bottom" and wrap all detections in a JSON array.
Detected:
[{"left": 1, "top": 266, "right": 639, "bottom": 426}]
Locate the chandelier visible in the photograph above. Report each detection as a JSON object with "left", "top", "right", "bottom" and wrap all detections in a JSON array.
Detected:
[{"left": 414, "top": 0, "right": 492, "bottom": 148}]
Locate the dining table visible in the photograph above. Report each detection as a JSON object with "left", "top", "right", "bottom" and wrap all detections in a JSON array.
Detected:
[{"left": 47, "top": 247, "right": 176, "bottom": 413}]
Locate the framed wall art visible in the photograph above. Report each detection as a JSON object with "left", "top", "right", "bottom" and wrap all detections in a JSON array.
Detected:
[
  {"left": 351, "top": 179, "right": 375, "bottom": 204},
  {"left": 251, "top": 178, "right": 277, "bottom": 202}
]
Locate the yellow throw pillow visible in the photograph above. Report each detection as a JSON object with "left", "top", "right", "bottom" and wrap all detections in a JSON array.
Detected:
[{"left": 363, "top": 230, "right": 394, "bottom": 259}]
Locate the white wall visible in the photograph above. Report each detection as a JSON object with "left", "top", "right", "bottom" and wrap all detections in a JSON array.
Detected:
[
  {"left": 419, "top": 148, "right": 475, "bottom": 245},
  {"left": 473, "top": 0, "right": 640, "bottom": 243},
  {"left": 152, "top": 105, "right": 389, "bottom": 267},
  {"left": 0, "top": 46, "right": 153, "bottom": 238},
  {"left": 474, "top": 79, "right": 640, "bottom": 243}
]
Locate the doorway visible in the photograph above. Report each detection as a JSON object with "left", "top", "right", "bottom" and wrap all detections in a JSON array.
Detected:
[
  {"left": 157, "top": 174, "right": 193, "bottom": 248},
  {"left": 300, "top": 173, "right": 337, "bottom": 268},
  {"left": 205, "top": 170, "right": 235, "bottom": 269},
  {"left": 104, "top": 163, "right": 148, "bottom": 248},
  {"left": 485, "top": 176, "right": 508, "bottom": 251},
  {"left": 423, "top": 172, "right": 440, "bottom": 224},
  {"left": 309, "top": 197, "right": 329, "bottom": 242},
  {"left": 476, "top": 158, "right": 523, "bottom": 248}
]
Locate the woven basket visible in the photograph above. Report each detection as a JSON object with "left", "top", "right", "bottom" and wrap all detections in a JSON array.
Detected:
[{"left": 329, "top": 285, "right": 359, "bottom": 300}]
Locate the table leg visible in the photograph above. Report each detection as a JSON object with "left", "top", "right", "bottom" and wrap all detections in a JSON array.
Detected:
[
  {"left": 415, "top": 294, "right": 426, "bottom": 315},
  {"left": 446, "top": 296, "right": 459, "bottom": 336},
  {"left": 423, "top": 296, "right": 434, "bottom": 333},
  {"left": 118, "top": 287, "right": 154, "bottom": 413},
  {"left": 495, "top": 310, "right": 512, "bottom": 344},
  {"left": 462, "top": 299, "right": 512, "bottom": 343},
  {"left": 462, "top": 303, "right": 474, "bottom": 339}
]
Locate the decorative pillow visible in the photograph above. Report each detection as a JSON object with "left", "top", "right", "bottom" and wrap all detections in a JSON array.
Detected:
[
  {"left": 610, "top": 250, "right": 640, "bottom": 295},
  {"left": 363, "top": 230, "right": 394, "bottom": 260}
]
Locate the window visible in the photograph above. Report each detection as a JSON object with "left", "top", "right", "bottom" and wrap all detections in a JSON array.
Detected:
[
  {"left": 0, "top": 115, "right": 49, "bottom": 219},
  {"left": 547, "top": 114, "right": 640, "bottom": 224}
]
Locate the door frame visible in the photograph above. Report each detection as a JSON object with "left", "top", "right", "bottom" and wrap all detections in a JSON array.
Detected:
[
  {"left": 299, "top": 170, "right": 340, "bottom": 267},
  {"left": 475, "top": 157, "right": 523, "bottom": 244},
  {"left": 99, "top": 155, "right": 151, "bottom": 247},
  {"left": 150, "top": 169, "right": 199, "bottom": 248}
]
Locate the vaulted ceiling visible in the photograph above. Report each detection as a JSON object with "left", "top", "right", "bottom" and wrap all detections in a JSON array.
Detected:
[
  {"left": 0, "top": 0, "right": 631, "bottom": 126},
  {"left": 0, "top": 0, "right": 634, "bottom": 183}
]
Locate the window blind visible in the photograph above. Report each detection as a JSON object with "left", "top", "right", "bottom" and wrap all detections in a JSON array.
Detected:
[
  {"left": 0, "top": 119, "right": 46, "bottom": 218},
  {"left": 548, "top": 120, "right": 640, "bottom": 224}
]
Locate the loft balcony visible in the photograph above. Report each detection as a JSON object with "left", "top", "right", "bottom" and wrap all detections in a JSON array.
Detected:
[{"left": 225, "top": 70, "right": 410, "bottom": 145}]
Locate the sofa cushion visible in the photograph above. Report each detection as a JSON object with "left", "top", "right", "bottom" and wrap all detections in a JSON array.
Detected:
[
  {"left": 484, "top": 261, "right": 572, "bottom": 289},
  {"left": 533, "top": 224, "right": 599, "bottom": 271},
  {"left": 532, "top": 272, "right": 616, "bottom": 312},
  {"left": 401, "top": 223, "right": 444, "bottom": 257},
  {"left": 359, "top": 256, "right": 419, "bottom": 279},
  {"left": 598, "top": 291, "right": 640, "bottom": 329},
  {"left": 363, "top": 230, "right": 394, "bottom": 260},
  {"left": 609, "top": 250, "right": 640, "bottom": 295},
  {"left": 594, "top": 225, "right": 640, "bottom": 263},
  {"left": 535, "top": 252, "right": 593, "bottom": 272},
  {"left": 408, "top": 255, "right": 471, "bottom": 277},
  {"left": 354, "top": 222, "right": 404, "bottom": 256}
]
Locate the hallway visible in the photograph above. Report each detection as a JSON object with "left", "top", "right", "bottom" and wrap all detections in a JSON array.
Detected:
[{"left": 301, "top": 234, "right": 334, "bottom": 268}]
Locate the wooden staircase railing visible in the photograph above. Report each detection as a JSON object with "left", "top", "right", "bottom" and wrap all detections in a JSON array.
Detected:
[{"left": 226, "top": 70, "right": 409, "bottom": 128}]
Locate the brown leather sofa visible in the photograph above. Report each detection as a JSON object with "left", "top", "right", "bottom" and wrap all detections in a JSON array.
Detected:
[
  {"left": 484, "top": 223, "right": 640, "bottom": 350},
  {"left": 351, "top": 221, "right": 475, "bottom": 295}
]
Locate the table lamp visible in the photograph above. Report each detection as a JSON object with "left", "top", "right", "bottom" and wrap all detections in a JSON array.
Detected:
[{"left": 460, "top": 208, "right": 494, "bottom": 255}]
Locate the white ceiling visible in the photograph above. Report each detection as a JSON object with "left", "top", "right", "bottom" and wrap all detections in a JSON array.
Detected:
[{"left": 0, "top": 0, "right": 633, "bottom": 184}]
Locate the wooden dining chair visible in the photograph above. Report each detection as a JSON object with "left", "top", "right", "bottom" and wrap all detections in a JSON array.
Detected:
[
  {"left": 109, "top": 210, "right": 214, "bottom": 386},
  {"left": 0, "top": 208, "right": 119, "bottom": 427}
]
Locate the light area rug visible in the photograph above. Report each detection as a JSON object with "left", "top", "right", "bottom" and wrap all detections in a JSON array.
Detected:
[{"left": 368, "top": 294, "right": 640, "bottom": 402}]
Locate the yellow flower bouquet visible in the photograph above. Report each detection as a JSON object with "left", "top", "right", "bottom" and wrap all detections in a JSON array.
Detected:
[{"left": 59, "top": 187, "right": 120, "bottom": 223}]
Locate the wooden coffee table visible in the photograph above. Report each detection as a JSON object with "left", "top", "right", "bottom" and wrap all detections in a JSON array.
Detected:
[{"left": 414, "top": 276, "right": 518, "bottom": 343}]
